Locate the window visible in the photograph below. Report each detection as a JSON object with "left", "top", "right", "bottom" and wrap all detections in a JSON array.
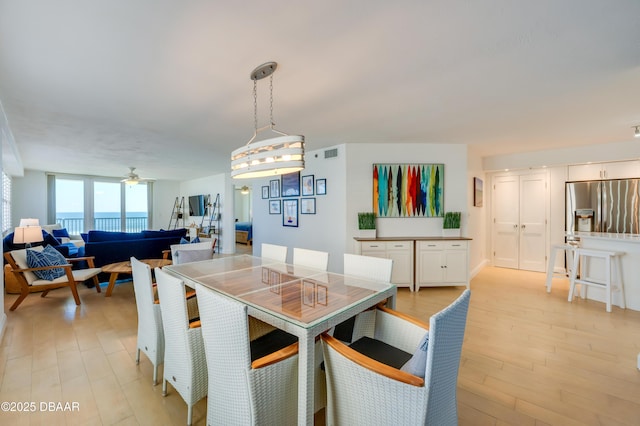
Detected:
[
  {"left": 49, "top": 174, "right": 152, "bottom": 233},
  {"left": 2, "top": 172, "right": 11, "bottom": 234},
  {"left": 55, "top": 178, "right": 84, "bottom": 234}
]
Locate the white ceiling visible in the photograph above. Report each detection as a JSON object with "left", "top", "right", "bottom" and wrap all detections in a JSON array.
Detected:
[{"left": 1, "top": 1, "right": 639, "bottom": 181}]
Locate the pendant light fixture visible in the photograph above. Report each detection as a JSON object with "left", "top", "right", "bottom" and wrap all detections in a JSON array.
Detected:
[
  {"left": 231, "top": 62, "right": 305, "bottom": 179},
  {"left": 634, "top": 125, "right": 640, "bottom": 138}
]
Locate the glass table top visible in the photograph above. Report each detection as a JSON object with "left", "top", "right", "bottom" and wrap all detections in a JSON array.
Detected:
[{"left": 164, "top": 255, "right": 395, "bottom": 328}]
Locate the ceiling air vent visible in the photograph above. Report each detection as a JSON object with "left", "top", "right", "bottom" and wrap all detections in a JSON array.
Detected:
[{"left": 324, "top": 148, "right": 338, "bottom": 159}]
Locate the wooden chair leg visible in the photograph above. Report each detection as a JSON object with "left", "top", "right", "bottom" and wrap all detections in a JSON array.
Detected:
[
  {"left": 68, "top": 282, "right": 81, "bottom": 305},
  {"left": 92, "top": 276, "right": 102, "bottom": 293},
  {"left": 41, "top": 289, "right": 50, "bottom": 298},
  {"left": 10, "top": 286, "right": 29, "bottom": 311}
]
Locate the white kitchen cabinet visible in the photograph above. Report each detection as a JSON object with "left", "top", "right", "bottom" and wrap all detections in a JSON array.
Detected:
[
  {"left": 359, "top": 240, "right": 414, "bottom": 289},
  {"left": 416, "top": 240, "right": 469, "bottom": 289},
  {"left": 568, "top": 161, "right": 640, "bottom": 181}
]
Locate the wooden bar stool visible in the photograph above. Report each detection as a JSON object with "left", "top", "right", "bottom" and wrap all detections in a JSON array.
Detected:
[
  {"left": 546, "top": 243, "right": 577, "bottom": 293},
  {"left": 568, "top": 248, "right": 625, "bottom": 312}
]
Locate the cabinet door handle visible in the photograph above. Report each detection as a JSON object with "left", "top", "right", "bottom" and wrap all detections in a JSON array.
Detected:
[
  {"left": 427, "top": 244, "right": 437, "bottom": 247},
  {"left": 451, "top": 244, "right": 461, "bottom": 247}
]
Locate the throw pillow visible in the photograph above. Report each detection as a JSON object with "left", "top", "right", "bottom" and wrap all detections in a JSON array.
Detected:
[
  {"left": 26, "top": 245, "right": 68, "bottom": 281},
  {"left": 52, "top": 228, "right": 71, "bottom": 239},
  {"left": 400, "top": 331, "right": 429, "bottom": 378},
  {"left": 180, "top": 236, "right": 201, "bottom": 244}
]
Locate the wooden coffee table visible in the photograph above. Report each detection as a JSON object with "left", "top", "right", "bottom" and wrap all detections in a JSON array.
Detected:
[{"left": 101, "top": 259, "right": 172, "bottom": 297}]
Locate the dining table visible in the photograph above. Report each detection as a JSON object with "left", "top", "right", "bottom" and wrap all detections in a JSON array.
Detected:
[{"left": 163, "top": 254, "right": 397, "bottom": 426}]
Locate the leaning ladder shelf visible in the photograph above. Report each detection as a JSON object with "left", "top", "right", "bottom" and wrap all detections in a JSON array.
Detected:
[
  {"left": 199, "top": 194, "right": 221, "bottom": 252},
  {"left": 168, "top": 196, "right": 185, "bottom": 230}
]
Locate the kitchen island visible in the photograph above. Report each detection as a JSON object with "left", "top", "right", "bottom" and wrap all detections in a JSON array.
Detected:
[{"left": 574, "top": 232, "right": 640, "bottom": 311}]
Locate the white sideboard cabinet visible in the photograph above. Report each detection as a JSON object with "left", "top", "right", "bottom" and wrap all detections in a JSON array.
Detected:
[
  {"left": 416, "top": 240, "right": 469, "bottom": 290},
  {"left": 358, "top": 240, "right": 414, "bottom": 289},
  {"left": 355, "top": 237, "right": 472, "bottom": 291}
]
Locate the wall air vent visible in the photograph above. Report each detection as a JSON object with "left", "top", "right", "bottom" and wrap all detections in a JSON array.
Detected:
[{"left": 324, "top": 148, "right": 338, "bottom": 159}]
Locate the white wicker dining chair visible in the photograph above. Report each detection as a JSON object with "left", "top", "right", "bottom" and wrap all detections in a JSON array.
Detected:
[
  {"left": 195, "top": 283, "right": 299, "bottom": 425},
  {"left": 155, "top": 268, "right": 208, "bottom": 426},
  {"left": 169, "top": 239, "right": 216, "bottom": 265},
  {"left": 261, "top": 242, "right": 288, "bottom": 263},
  {"left": 131, "top": 257, "right": 164, "bottom": 385},
  {"left": 333, "top": 253, "right": 394, "bottom": 343},
  {"left": 321, "top": 289, "right": 471, "bottom": 426},
  {"left": 343, "top": 253, "right": 393, "bottom": 282},
  {"left": 293, "top": 247, "right": 329, "bottom": 270}
]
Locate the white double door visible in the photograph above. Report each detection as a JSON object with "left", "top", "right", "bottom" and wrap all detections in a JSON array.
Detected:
[{"left": 492, "top": 172, "right": 547, "bottom": 272}]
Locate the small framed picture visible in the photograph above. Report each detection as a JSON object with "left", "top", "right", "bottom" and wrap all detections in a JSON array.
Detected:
[
  {"left": 281, "top": 171, "right": 301, "bottom": 197},
  {"left": 474, "top": 177, "right": 483, "bottom": 207},
  {"left": 269, "top": 179, "right": 280, "bottom": 198},
  {"left": 301, "top": 198, "right": 316, "bottom": 214},
  {"left": 283, "top": 199, "right": 298, "bottom": 227},
  {"left": 316, "top": 179, "right": 326, "bottom": 195},
  {"left": 316, "top": 284, "right": 328, "bottom": 306},
  {"left": 261, "top": 186, "right": 269, "bottom": 199},
  {"left": 301, "top": 174, "right": 314, "bottom": 196},
  {"left": 302, "top": 280, "right": 316, "bottom": 307},
  {"left": 269, "top": 200, "right": 281, "bottom": 215}
]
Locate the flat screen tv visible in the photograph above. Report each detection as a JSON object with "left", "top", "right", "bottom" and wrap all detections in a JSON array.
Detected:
[{"left": 189, "top": 195, "right": 206, "bottom": 216}]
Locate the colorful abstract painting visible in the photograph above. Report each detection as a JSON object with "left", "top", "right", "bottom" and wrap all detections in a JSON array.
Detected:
[{"left": 373, "top": 164, "right": 444, "bottom": 217}]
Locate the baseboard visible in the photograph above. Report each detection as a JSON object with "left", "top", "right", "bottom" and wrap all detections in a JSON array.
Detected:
[
  {"left": 470, "top": 259, "right": 489, "bottom": 281},
  {"left": 0, "top": 312, "right": 7, "bottom": 344}
]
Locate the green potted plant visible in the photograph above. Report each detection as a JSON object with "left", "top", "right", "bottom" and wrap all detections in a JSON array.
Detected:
[
  {"left": 358, "top": 212, "right": 377, "bottom": 238},
  {"left": 442, "top": 211, "right": 461, "bottom": 237}
]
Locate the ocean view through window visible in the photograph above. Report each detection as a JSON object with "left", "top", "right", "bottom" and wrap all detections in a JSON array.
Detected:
[
  {"left": 56, "top": 212, "right": 149, "bottom": 234},
  {"left": 51, "top": 174, "right": 151, "bottom": 233}
]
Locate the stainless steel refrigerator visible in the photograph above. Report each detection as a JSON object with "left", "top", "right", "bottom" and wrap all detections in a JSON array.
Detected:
[{"left": 566, "top": 179, "right": 640, "bottom": 235}]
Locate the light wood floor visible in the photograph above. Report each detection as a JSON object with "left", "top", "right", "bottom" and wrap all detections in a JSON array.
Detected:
[{"left": 1, "top": 265, "right": 640, "bottom": 425}]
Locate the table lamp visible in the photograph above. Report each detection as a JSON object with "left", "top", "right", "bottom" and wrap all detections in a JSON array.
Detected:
[{"left": 14, "top": 218, "right": 44, "bottom": 248}]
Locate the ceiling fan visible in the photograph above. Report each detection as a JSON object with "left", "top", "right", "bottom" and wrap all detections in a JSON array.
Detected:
[{"left": 121, "top": 167, "right": 155, "bottom": 185}]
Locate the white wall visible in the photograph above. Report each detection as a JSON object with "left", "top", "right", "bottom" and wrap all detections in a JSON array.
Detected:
[
  {"left": 152, "top": 180, "right": 181, "bottom": 230},
  {"left": 12, "top": 169, "right": 48, "bottom": 225},
  {"left": 466, "top": 145, "right": 488, "bottom": 277},
  {"left": 178, "top": 173, "right": 234, "bottom": 253},
  {"left": 251, "top": 142, "right": 472, "bottom": 273},
  {"left": 252, "top": 144, "right": 347, "bottom": 271},
  {"left": 345, "top": 143, "right": 468, "bottom": 241}
]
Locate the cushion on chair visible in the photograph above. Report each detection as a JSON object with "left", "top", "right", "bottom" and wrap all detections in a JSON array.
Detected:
[
  {"left": 249, "top": 329, "right": 298, "bottom": 362},
  {"left": 26, "top": 245, "right": 68, "bottom": 281},
  {"left": 400, "top": 331, "right": 429, "bottom": 378},
  {"left": 349, "top": 336, "right": 412, "bottom": 370}
]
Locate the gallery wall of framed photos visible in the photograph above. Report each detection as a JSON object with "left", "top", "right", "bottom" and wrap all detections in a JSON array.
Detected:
[{"left": 261, "top": 171, "right": 327, "bottom": 228}]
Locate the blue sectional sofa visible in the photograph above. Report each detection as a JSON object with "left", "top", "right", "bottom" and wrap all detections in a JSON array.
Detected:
[
  {"left": 83, "top": 228, "right": 188, "bottom": 267},
  {"left": 2, "top": 229, "right": 80, "bottom": 258}
]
